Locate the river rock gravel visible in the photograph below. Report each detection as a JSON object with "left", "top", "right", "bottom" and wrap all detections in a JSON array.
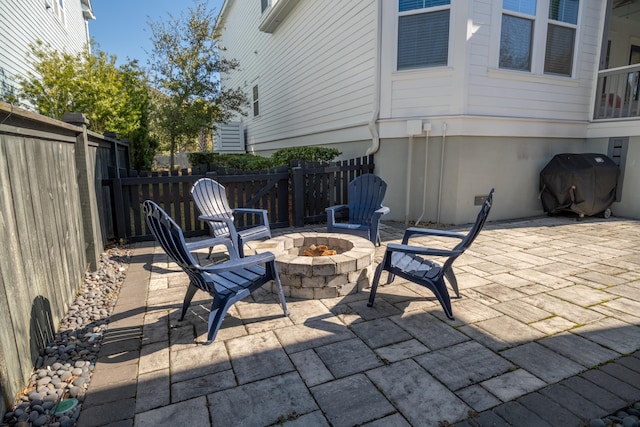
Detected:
[{"left": 1, "top": 246, "right": 131, "bottom": 427}]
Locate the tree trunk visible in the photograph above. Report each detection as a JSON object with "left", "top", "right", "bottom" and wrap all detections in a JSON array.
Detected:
[{"left": 169, "top": 138, "right": 176, "bottom": 170}]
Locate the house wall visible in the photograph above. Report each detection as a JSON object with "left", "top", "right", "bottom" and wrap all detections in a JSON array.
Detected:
[
  {"left": 378, "top": 0, "right": 603, "bottom": 124},
  {"left": 376, "top": 135, "right": 615, "bottom": 225},
  {"left": 0, "top": 0, "right": 90, "bottom": 103},
  {"left": 219, "top": 0, "right": 640, "bottom": 224},
  {"left": 219, "top": 0, "right": 378, "bottom": 152}
]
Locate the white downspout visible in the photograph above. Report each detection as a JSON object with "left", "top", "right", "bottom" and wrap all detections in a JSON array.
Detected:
[
  {"left": 366, "top": 0, "right": 383, "bottom": 155},
  {"left": 436, "top": 122, "right": 447, "bottom": 224},
  {"left": 414, "top": 128, "right": 430, "bottom": 226}
]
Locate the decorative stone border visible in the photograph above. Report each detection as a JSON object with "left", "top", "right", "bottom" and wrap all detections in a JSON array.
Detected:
[{"left": 245, "top": 232, "right": 375, "bottom": 299}]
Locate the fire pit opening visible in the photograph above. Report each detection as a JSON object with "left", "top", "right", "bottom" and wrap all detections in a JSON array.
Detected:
[
  {"left": 246, "top": 233, "right": 375, "bottom": 299},
  {"left": 303, "top": 244, "right": 337, "bottom": 256}
]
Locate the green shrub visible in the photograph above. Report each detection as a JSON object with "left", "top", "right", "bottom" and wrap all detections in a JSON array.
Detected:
[
  {"left": 188, "top": 152, "right": 274, "bottom": 170},
  {"left": 188, "top": 146, "right": 341, "bottom": 171},
  {"left": 271, "top": 147, "right": 341, "bottom": 166}
]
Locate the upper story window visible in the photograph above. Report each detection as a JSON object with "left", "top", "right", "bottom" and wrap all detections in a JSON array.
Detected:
[
  {"left": 261, "top": 0, "right": 270, "bottom": 13},
  {"left": 499, "top": 0, "right": 579, "bottom": 77},
  {"left": 252, "top": 85, "right": 260, "bottom": 117},
  {"left": 47, "top": 0, "right": 66, "bottom": 26},
  {"left": 544, "top": 0, "right": 578, "bottom": 76},
  {"left": 397, "top": 0, "right": 451, "bottom": 71}
]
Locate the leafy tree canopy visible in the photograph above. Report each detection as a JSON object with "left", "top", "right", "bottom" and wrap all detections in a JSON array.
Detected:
[
  {"left": 148, "top": 0, "right": 247, "bottom": 169},
  {"left": 18, "top": 41, "right": 149, "bottom": 137}
]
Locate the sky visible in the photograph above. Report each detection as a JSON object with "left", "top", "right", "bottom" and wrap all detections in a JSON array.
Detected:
[{"left": 88, "top": 0, "right": 225, "bottom": 67}]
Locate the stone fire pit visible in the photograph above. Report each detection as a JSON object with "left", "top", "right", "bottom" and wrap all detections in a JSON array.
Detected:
[{"left": 246, "top": 232, "right": 376, "bottom": 299}]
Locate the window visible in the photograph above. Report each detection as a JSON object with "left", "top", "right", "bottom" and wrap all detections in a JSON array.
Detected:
[
  {"left": 544, "top": 0, "right": 578, "bottom": 76},
  {"left": 46, "top": 0, "right": 65, "bottom": 25},
  {"left": 252, "top": 85, "right": 259, "bottom": 117},
  {"left": 499, "top": 0, "right": 536, "bottom": 71},
  {"left": 397, "top": 0, "right": 450, "bottom": 71},
  {"left": 261, "top": 0, "right": 269, "bottom": 13},
  {"left": 499, "top": 0, "right": 579, "bottom": 77}
]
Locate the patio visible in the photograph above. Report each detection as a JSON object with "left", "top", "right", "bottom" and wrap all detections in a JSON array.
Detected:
[{"left": 76, "top": 216, "right": 640, "bottom": 427}]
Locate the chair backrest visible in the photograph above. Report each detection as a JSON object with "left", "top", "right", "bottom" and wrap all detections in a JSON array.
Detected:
[
  {"left": 143, "top": 200, "right": 211, "bottom": 293},
  {"left": 347, "top": 174, "right": 387, "bottom": 225},
  {"left": 454, "top": 188, "right": 494, "bottom": 253},
  {"left": 191, "top": 178, "right": 233, "bottom": 237}
]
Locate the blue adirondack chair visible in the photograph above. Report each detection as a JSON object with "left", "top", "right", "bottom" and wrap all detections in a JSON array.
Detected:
[
  {"left": 325, "top": 174, "right": 390, "bottom": 245},
  {"left": 143, "top": 200, "right": 289, "bottom": 344},
  {"left": 191, "top": 177, "right": 272, "bottom": 258},
  {"left": 368, "top": 188, "right": 494, "bottom": 319}
]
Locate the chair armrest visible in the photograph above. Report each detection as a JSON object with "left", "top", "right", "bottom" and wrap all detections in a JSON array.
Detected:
[
  {"left": 373, "top": 206, "right": 390, "bottom": 217},
  {"left": 386, "top": 243, "right": 462, "bottom": 258},
  {"left": 325, "top": 205, "right": 348, "bottom": 224},
  {"left": 402, "top": 227, "right": 465, "bottom": 244},
  {"left": 199, "top": 215, "right": 236, "bottom": 228},
  {"left": 186, "top": 236, "right": 232, "bottom": 252},
  {"left": 325, "top": 204, "right": 348, "bottom": 213},
  {"left": 196, "top": 251, "right": 276, "bottom": 273},
  {"left": 232, "top": 208, "right": 269, "bottom": 225}
]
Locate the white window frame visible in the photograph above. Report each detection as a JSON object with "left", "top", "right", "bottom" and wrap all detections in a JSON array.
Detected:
[
  {"left": 252, "top": 84, "right": 260, "bottom": 118},
  {"left": 46, "top": 0, "right": 66, "bottom": 26},
  {"left": 396, "top": 0, "right": 452, "bottom": 72},
  {"left": 497, "top": 0, "right": 580, "bottom": 78}
]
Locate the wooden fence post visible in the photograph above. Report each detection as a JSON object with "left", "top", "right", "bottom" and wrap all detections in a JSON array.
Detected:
[
  {"left": 63, "top": 112, "right": 100, "bottom": 271},
  {"left": 292, "top": 166, "right": 305, "bottom": 227}
]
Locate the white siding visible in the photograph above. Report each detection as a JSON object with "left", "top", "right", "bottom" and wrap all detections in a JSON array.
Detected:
[
  {"left": 0, "top": 0, "right": 90, "bottom": 103},
  {"left": 378, "top": 0, "right": 605, "bottom": 130},
  {"left": 464, "top": 0, "right": 602, "bottom": 122},
  {"left": 219, "top": 0, "right": 378, "bottom": 151}
]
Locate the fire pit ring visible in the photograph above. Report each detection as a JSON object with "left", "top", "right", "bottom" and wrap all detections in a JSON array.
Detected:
[{"left": 246, "top": 232, "right": 376, "bottom": 299}]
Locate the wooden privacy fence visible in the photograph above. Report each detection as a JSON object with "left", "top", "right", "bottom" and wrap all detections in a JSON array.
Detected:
[
  {"left": 107, "top": 155, "right": 375, "bottom": 241},
  {"left": 292, "top": 156, "right": 375, "bottom": 226}
]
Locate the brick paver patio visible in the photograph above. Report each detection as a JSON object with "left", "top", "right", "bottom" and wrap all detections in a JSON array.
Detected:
[{"left": 77, "top": 216, "right": 640, "bottom": 427}]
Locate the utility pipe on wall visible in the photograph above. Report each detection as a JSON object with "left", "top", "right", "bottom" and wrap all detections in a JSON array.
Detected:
[
  {"left": 436, "top": 122, "right": 447, "bottom": 224},
  {"left": 405, "top": 135, "right": 414, "bottom": 225},
  {"left": 414, "top": 127, "right": 430, "bottom": 226}
]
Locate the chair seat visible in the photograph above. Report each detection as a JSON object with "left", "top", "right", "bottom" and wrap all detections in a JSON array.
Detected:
[
  {"left": 205, "top": 265, "right": 266, "bottom": 298},
  {"left": 330, "top": 223, "right": 369, "bottom": 232},
  {"left": 390, "top": 252, "right": 441, "bottom": 281}
]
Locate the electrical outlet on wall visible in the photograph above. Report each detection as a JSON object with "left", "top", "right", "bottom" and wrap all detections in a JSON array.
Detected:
[{"left": 474, "top": 195, "right": 488, "bottom": 206}]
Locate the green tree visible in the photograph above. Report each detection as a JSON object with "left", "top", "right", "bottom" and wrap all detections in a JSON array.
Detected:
[
  {"left": 148, "top": 0, "right": 247, "bottom": 170},
  {"left": 128, "top": 97, "right": 159, "bottom": 171},
  {"left": 18, "top": 41, "right": 149, "bottom": 138}
]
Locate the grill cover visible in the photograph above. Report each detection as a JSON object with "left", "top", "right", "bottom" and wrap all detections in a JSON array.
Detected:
[{"left": 539, "top": 153, "right": 619, "bottom": 217}]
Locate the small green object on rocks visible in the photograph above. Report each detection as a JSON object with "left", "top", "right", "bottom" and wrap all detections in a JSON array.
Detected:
[{"left": 51, "top": 398, "right": 78, "bottom": 416}]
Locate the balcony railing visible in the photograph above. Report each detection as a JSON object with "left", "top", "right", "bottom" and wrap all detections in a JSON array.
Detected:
[{"left": 594, "top": 63, "right": 640, "bottom": 120}]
